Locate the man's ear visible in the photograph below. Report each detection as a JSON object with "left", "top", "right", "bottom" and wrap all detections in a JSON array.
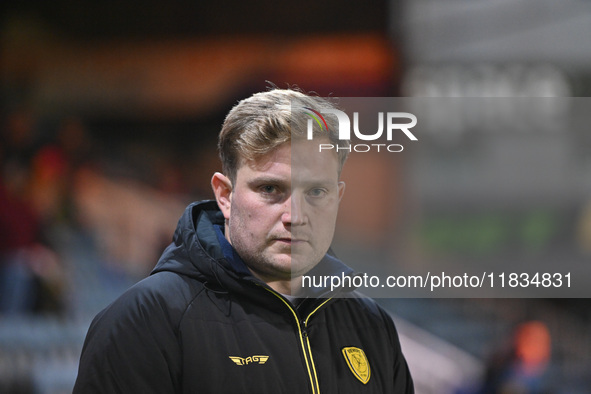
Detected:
[
  {"left": 211, "top": 172, "right": 232, "bottom": 220},
  {"left": 337, "top": 181, "right": 346, "bottom": 202}
]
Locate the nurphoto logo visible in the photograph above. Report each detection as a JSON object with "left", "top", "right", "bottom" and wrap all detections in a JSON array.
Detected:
[{"left": 304, "top": 107, "right": 418, "bottom": 153}]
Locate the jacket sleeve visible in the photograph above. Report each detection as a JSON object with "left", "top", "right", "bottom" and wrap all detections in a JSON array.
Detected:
[
  {"left": 73, "top": 279, "right": 183, "bottom": 393},
  {"left": 381, "top": 308, "right": 415, "bottom": 394}
]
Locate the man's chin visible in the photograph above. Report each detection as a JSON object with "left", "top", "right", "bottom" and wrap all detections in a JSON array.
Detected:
[
  {"left": 290, "top": 255, "right": 321, "bottom": 278},
  {"left": 260, "top": 250, "right": 321, "bottom": 278}
]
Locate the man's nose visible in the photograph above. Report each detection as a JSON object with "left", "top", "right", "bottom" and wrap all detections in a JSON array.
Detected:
[{"left": 282, "top": 193, "right": 306, "bottom": 226}]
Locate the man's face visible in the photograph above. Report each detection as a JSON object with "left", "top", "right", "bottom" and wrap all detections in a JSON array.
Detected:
[{"left": 217, "top": 139, "right": 344, "bottom": 287}]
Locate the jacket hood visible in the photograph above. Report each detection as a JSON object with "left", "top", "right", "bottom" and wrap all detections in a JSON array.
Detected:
[
  {"left": 152, "top": 201, "right": 236, "bottom": 282},
  {"left": 151, "top": 200, "right": 356, "bottom": 297}
]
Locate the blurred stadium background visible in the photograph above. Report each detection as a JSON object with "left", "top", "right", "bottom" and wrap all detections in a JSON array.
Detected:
[{"left": 2, "top": 0, "right": 591, "bottom": 392}]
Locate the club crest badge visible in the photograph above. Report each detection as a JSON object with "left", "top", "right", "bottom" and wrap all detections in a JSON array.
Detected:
[{"left": 342, "top": 347, "right": 371, "bottom": 384}]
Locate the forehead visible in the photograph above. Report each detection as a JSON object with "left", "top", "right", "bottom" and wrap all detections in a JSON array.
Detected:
[{"left": 236, "top": 139, "right": 340, "bottom": 182}]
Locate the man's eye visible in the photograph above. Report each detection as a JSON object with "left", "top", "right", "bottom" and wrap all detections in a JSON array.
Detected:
[
  {"left": 308, "top": 188, "right": 327, "bottom": 198},
  {"left": 260, "top": 185, "right": 277, "bottom": 194}
]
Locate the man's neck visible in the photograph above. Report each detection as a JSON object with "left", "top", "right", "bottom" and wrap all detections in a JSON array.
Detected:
[{"left": 221, "top": 223, "right": 303, "bottom": 295}]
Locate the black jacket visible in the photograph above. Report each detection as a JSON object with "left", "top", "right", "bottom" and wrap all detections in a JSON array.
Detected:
[{"left": 74, "top": 201, "right": 414, "bottom": 393}]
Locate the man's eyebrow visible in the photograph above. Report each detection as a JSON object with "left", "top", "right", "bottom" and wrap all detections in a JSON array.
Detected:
[
  {"left": 293, "top": 176, "right": 337, "bottom": 187},
  {"left": 248, "top": 175, "right": 335, "bottom": 188},
  {"left": 248, "top": 176, "right": 289, "bottom": 185}
]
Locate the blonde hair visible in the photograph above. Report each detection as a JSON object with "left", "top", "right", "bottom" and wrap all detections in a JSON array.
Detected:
[{"left": 218, "top": 88, "right": 349, "bottom": 182}]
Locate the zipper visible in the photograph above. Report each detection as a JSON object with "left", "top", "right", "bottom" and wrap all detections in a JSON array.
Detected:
[
  {"left": 301, "top": 298, "right": 332, "bottom": 393},
  {"left": 259, "top": 286, "right": 332, "bottom": 394}
]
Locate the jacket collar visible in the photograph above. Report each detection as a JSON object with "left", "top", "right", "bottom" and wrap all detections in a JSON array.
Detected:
[{"left": 213, "top": 224, "right": 252, "bottom": 276}]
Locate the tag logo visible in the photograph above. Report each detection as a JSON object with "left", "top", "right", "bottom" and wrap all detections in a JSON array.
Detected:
[
  {"left": 229, "top": 355, "right": 269, "bottom": 366},
  {"left": 342, "top": 347, "right": 371, "bottom": 384}
]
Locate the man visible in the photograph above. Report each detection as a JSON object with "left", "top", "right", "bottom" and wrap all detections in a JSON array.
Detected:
[{"left": 74, "top": 89, "right": 414, "bottom": 393}]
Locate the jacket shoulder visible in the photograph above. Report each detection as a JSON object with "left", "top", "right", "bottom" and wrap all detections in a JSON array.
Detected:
[
  {"left": 74, "top": 272, "right": 204, "bottom": 393},
  {"left": 328, "top": 293, "right": 403, "bottom": 341},
  {"left": 335, "top": 292, "right": 393, "bottom": 319},
  {"left": 97, "top": 271, "right": 204, "bottom": 328}
]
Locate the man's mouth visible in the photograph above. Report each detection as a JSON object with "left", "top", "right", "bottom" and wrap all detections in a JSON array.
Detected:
[{"left": 275, "top": 238, "right": 307, "bottom": 245}]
